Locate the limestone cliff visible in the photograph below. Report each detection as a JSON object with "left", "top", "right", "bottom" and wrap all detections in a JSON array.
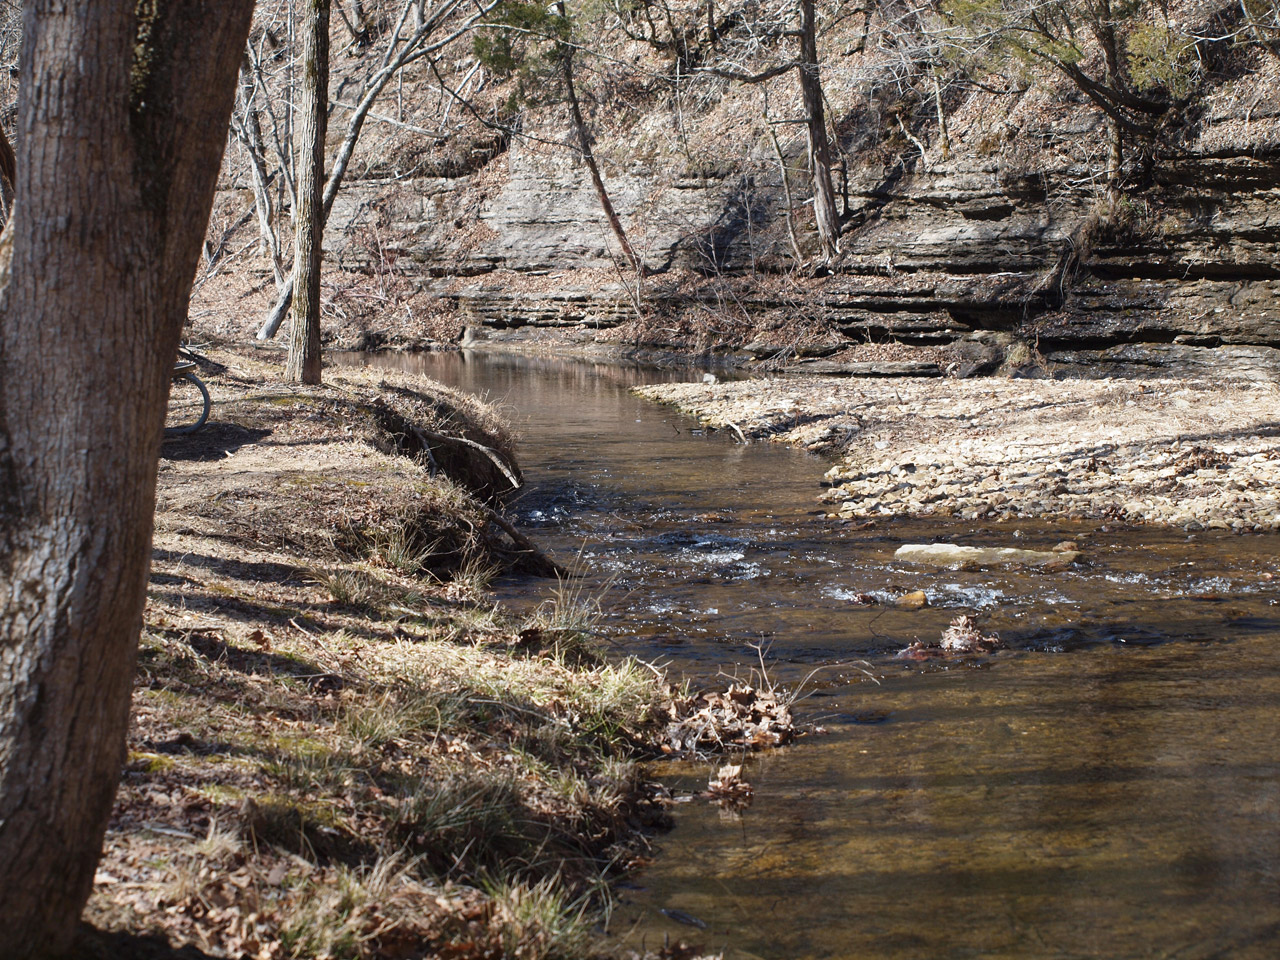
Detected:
[{"left": 215, "top": 4, "right": 1280, "bottom": 380}]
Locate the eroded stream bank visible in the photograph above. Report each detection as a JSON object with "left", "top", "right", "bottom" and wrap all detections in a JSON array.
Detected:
[{"left": 342, "top": 350, "right": 1280, "bottom": 959}]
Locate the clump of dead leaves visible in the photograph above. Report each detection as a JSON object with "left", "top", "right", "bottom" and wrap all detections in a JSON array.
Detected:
[
  {"left": 660, "top": 682, "right": 795, "bottom": 758},
  {"left": 898, "top": 614, "right": 1002, "bottom": 660},
  {"left": 704, "top": 763, "right": 754, "bottom": 815}
]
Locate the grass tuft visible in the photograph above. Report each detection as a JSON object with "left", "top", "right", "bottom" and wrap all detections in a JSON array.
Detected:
[{"left": 487, "top": 875, "right": 595, "bottom": 960}]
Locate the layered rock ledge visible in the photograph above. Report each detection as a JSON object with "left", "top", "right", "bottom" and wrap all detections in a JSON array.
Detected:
[{"left": 636, "top": 376, "right": 1280, "bottom": 532}]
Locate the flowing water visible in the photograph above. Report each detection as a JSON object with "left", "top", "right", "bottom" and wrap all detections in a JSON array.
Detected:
[{"left": 340, "top": 350, "right": 1280, "bottom": 959}]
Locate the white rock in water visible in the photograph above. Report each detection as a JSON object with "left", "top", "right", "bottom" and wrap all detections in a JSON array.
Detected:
[{"left": 894, "top": 543, "right": 1080, "bottom": 567}]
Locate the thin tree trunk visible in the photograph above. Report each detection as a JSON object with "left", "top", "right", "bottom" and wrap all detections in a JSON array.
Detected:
[
  {"left": 559, "top": 25, "right": 646, "bottom": 276},
  {"left": 1094, "top": 0, "right": 1125, "bottom": 203},
  {"left": 234, "top": 65, "right": 287, "bottom": 288},
  {"left": 335, "top": 0, "right": 363, "bottom": 41},
  {"left": 768, "top": 122, "right": 804, "bottom": 265},
  {"left": 287, "top": 0, "right": 330, "bottom": 385},
  {"left": 260, "top": 0, "right": 467, "bottom": 340},
  {"left": 261, "top": 274, "right": 296, "bottom": 338},
  {"left": 934, "top": 75, "right": 951, "bottom": 158},
  {"left": 0, "top": 125, "right": 14, "bottom": 226},
  {"left": 1106, "top": 115, "right": 1124, "bottom": 203},
  {"left": 798, "top": 0, "right": 840, "bottom": 261},
  {"left": 0, "top": 2, "right": 255, "bottom": 954},
  {"left": 257, "top": 0, "right": 502, "bottom": 340}
]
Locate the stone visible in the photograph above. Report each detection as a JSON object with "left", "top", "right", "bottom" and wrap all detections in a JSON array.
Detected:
[
  {"left": 894, "top": 543, "right": 1081, "bottom": 567},
  {"left": 896, "top": 590, "right": 929, "bottom": 610},
  {"left": 797, "top": 360, "right": 943, "bottom": 377}
]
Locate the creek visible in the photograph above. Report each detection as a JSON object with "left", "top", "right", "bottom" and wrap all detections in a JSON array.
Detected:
[{"left": 340, "top": 350, "right": 1280, "bottom": 959}]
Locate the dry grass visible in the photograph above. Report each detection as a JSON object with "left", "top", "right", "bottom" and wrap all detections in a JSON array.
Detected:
[
  {"left": 84, "top": 347, "right": 682, "bottom": 959},
  {"left": 97, "top": 598, "right": 671, "bottom": 956}
]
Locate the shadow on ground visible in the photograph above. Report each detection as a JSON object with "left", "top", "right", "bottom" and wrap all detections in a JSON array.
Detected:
[
  {"left": 77, "top": 926, "right": 219, "bottom": 959},
  {"left": 161, "top": 424, "right": 271, "bottom": 462}
]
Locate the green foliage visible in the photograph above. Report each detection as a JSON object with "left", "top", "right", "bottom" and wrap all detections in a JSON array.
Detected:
[
  {"left": 940, "top": 0, "right": 1204, "bottom": 96},
  {"left": 1126, "top": 21, "right": 1200, "bottom": 97},
  {"left": 938, "top": 0, "right": 1207, "bottom": 158},
  {"left": 473, "top": 1, "right": 572, "bottom": 109},
  {"left": 940, "top": 0, "right": 1077, "bottom": 81}
]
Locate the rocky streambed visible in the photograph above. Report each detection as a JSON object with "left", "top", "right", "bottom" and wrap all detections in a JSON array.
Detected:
[{"left": 637, "top": 374, "right": 1280, "bottom": 532}]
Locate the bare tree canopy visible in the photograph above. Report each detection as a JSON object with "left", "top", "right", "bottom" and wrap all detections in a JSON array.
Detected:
[{"left": 253, "top": 0, "right": 501, "bottom": 340}]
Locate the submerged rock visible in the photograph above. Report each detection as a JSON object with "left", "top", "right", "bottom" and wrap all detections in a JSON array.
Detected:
[
  {"left": 895, "top": 543, "right": 1080, "bottom": 568},
  {"left": 895, "top": 589, "right": 930, "bottom": 610}
]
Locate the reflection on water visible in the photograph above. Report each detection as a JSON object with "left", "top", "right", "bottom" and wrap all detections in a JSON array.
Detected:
[
  {"left": 635, "top": 640, "right": 1280, "bottom": 959},
  {"left": 336, "top": 349, "right": 1280, "bottom": 959}
]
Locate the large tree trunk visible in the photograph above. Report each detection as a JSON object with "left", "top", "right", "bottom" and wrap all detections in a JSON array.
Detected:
[
  {"left": 798, "top": 0, "right": 840, "bottom": 261},
  {"left": 0, "top": 2, "right": 254, "bottom": 955},
  {"left": 287, "top": 0, "right": 331, "bottom": 385}
]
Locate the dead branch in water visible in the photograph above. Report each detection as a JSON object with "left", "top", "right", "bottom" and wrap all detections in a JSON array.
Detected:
[{"left": 480, "top": 504, "right": 569, "bottom": 578}]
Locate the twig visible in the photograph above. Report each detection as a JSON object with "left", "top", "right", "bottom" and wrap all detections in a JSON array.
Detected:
[
  {"left": 897, "top": 116, "right": 931, "bottom": 172},
  {"left": 330, "top": 100, "right": 448, "bottom": 137}
]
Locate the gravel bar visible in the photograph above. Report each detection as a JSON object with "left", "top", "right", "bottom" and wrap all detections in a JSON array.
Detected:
[{"left": 636, "top": 375, "right": 1280, "bottom": 532}]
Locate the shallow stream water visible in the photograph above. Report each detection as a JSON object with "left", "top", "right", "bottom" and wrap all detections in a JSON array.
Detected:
[{"left": 339, "top": 350, "right": 1280, "bottom": 959}]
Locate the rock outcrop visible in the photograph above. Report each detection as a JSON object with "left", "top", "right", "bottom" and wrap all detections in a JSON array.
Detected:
[{"left": 238, "top": 24, "right": 1280, "bottom": 381}]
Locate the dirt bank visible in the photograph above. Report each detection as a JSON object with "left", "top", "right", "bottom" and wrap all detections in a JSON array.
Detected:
[
  {"left": 83, "top": 348, "right": 738, "bottom": 959},
  {"left": 637, "top": 375, "right": 1280, "bottom": 532}
]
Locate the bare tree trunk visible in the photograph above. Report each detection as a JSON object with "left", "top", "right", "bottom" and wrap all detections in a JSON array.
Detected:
[
  {"left": 934, "top": 75, "right": 951, "bottom": 159},
  {"left": 1094, "top": 1, "right": 1125, "bottom": 204},
  {"left": 260, "top": 0, "right": 503, "bottom": 340},
  {"left": 0, "top": 124, "right": 14, "bottom": 227},
  {"left": 335, "top": 0, "right": 363, "bottom": 41},
  {"left": 287, "top": 0, "right": 330, "bottom": 385},
  {"left": 234, "top": 64, "right": 287, "bottom": 287},
  {"left": 560, "top": 41, "right": 646, "bottom": 276},
  {"left": 553, "top": 1, "right": 645, "bottom": 276},
  {"left": 1106, "top": 117, "right": 1124, "bottom": 204},
  {"left": 764, "top": 92, "right": 804, "bottom": 266},
  {"left": 798, "top": 0, "right": 840, "bottom": 262},
  {"left": 262, "top": 274, "right": 296, "bottom": 338},
  {"left": 0, "top": 2, "right": 254, "bottom": 954}
]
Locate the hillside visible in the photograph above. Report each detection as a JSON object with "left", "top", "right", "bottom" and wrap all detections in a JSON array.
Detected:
[{"left": 194, "top": 0, "right": 1280, "bottom": 379}]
